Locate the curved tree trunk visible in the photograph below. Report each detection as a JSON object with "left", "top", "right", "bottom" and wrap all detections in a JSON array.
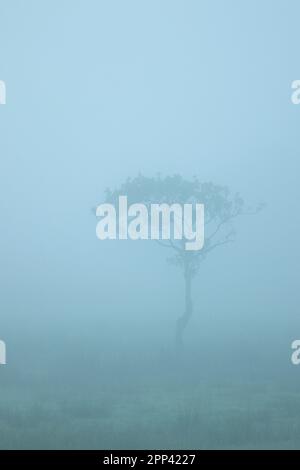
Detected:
[{"left": 176, "top": 263, "right": 193, "bottom": 353}]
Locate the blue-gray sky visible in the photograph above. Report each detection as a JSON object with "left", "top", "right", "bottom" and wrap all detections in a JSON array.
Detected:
[{"left": 0, "top": 0, "right": 299, "bottom": 365}]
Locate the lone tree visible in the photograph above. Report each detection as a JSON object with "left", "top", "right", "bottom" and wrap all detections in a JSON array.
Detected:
[{"left": 104, "top": 174, "right": 260, "bottom": 352}]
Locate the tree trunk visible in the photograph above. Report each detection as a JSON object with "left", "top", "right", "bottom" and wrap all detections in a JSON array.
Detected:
[{"left": 176, "top": 263, "right": 193, "bottom": 353}]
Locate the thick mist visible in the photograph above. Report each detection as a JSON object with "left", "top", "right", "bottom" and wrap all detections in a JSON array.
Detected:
[{"left": 1, "top": 0, "right": 300, "bottom": 449}]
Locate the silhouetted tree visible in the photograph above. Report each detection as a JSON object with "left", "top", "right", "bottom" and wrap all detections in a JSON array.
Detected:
[{"left": 104, "top": 174, "right": 261, "bottom": 352}]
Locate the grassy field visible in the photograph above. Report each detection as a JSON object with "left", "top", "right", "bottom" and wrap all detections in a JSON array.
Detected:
[{"left": 1, "top": 369, "right": 300, "bottom": 449}]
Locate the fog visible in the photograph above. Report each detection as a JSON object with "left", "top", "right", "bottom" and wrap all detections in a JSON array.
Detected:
[{"left": 1, "top": 0, "right": 300, "bottom": 449}]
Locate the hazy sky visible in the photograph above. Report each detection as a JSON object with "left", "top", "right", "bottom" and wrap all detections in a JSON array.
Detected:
[{"left": 0, "top": 1, "right": 299, "bottom": 358}]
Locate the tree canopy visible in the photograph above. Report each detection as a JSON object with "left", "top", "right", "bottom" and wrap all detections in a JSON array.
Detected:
[{"left": 104, "top": 174, "right": 261, "bottom": 277}]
